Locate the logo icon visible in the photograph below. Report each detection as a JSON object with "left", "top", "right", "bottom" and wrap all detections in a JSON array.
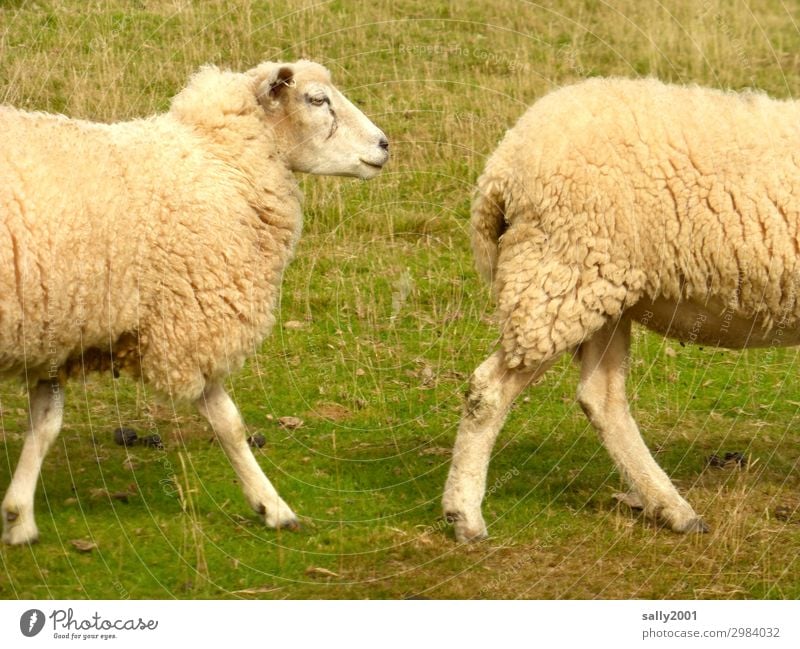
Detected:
[{"left": 20, "top": 609, "right": 45, "bottom": 637}]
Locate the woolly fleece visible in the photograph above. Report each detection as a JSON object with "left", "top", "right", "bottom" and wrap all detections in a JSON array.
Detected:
[
  {"left": 471, "top": 77, "right": 800, "bottom": 368},
  {"left": 0, "top": 64, "right": 304, "bottom": 401}
]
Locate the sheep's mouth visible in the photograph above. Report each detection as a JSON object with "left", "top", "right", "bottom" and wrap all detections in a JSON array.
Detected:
[{"left": 359, "top": 159, "right": 385, "bottom": 170}]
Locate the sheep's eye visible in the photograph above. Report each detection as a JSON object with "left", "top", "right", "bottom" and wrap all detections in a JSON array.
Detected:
[{"left": 309, "top": 95, "right": 329, "bottom": 107}]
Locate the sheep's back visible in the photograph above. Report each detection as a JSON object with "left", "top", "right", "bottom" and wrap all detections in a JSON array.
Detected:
[
  {"left": 488, "top": 78, "right": 800, "bottom": 330},
  {"left": 0, "top": 107, "right": 276, "bottom": 386}
]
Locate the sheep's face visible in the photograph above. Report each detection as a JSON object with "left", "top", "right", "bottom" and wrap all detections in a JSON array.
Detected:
[{"left": 255, "top": 61, "right": 389, "bottom": 179}]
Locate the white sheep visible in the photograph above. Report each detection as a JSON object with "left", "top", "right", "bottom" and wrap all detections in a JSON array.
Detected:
[
  {"left": 443, "top": 76, "right": 800, "bottom": 541},
  {"left": 1, "top": 59, "right": 389, "bottom": 545}
]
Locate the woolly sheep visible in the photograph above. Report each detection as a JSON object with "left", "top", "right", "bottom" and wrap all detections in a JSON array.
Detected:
[
  {"left": 1, "top": 59, "right": 389, "bottom": 545},
  {"left": 443, "top": 76, "right": 800, "bottom": 541}
]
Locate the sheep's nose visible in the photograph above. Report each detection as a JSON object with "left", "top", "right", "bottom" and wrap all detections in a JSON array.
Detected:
[{"left": 379, "top": 137, "right": 389, "bottom": 151}]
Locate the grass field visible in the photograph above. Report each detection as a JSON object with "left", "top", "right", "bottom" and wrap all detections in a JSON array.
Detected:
[{"left": 1, "top": 0, "right": 799, "bottom": 599}]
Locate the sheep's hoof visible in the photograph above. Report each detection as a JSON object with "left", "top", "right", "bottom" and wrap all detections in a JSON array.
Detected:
[
  {"left": 445, "top": 511, "right": 489, "bottom": 543},
  {"left": 652, "top": 500, "right": 707, "bottom": 534},
  {"left": 673, "top": 517, "right": 709, "bottom": 534},
  {"left": 277, "top": 515, "right": 301, "bottom": 532},
  {"left": 257, "top": 502, "right": 300, "bottom": 531},
  {"left": 3, "top": 531, "right": 39, "bottom": 546},
  {"left": 2, "top": 512, "right": 39, "bottom": 546}
]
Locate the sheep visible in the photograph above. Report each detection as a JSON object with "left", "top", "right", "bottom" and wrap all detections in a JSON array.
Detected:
[
  {"left": 1, "top": 59, "right": 389, "bottom": 545},
  {"left": 442, "top": 76, "right": 800, "bottom": 541}
]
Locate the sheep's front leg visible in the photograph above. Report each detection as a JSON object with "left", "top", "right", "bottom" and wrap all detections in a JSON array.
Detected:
[
  {"left": 577, "top": 317, "right": 707, "bottom": 533},
  {"left": 443, "top": 351, "right": 553, "bottom": 542},
  {"left": 195, "top": 383, "right": 298, "bottom": 530},
  {"left": 2, "top": 380, "right": 65, "bottom": 545}
]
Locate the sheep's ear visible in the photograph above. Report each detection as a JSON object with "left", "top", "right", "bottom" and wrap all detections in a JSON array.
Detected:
[{"left": 256, "top": 65, "right": 295, "bottom": 108}]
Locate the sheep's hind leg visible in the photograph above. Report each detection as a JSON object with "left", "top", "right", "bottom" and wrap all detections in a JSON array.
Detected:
[
  {"left": 443, "top": 351, "right": 554, "bottom": 542},
  {"left": 2, "top": 380, "right": 65, "bottom": 545},
  {"left": 577, "top": 317, "right": 707, "bottom": 533},
  {"left": 195, "top": 383, "right": 298, "bottom": 530}
]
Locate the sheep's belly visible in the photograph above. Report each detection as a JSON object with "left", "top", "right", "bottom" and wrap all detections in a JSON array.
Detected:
[{"left": 627, "top": 296, "right": 800, "bottom": 349}]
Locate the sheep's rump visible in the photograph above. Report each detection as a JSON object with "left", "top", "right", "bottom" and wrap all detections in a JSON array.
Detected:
[
  {"left": 0, "top": 107, "right": 283, "bottom": 398},
  {"left": 0, "top": 109, "right": 143, "bottom": 378},
  {"left": 475, "top": 78, "right": 800, "bottom": 367}
]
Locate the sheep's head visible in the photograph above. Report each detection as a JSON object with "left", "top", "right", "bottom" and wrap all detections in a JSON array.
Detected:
[{"left": 251, "top": 60, "right": 389, "bottom": 179}]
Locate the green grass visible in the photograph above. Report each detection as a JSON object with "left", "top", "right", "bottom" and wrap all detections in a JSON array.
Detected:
[{"left": 1, "top": 0, "right": 799, "bottom": 599}]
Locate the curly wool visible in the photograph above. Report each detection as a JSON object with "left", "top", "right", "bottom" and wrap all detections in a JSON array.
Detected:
[
  {"left": 0, "top": 65, "right": 302, "bottom": 401},
  {"left": 472, "top": 77, "right": 800, "bottom": 368}
]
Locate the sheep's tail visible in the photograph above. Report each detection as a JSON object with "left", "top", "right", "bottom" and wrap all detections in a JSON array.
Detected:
[{"left": 470, "top": 173, "right": 507, "bottom": 284}]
